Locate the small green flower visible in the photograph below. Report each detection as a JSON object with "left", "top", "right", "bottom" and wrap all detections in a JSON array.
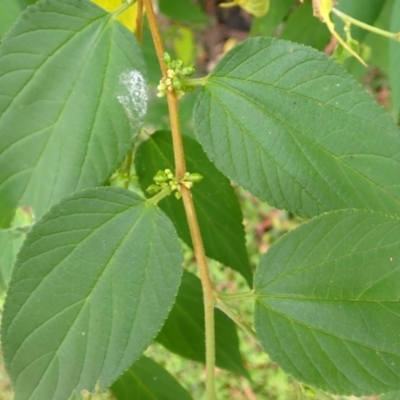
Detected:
[
  {"left": 163, "top": 52, "right": 171, "bottom": 65},
  {"left": 165, "top": 169, "right": 174, "bottom": 179},
  {"left": 153, "top": 170, "right": 168, "bottom": 184},
  {"left": 172, "top": 77, "right": 182, "bottom": 90},
  {"left": 158, "top": 55, "right": 197, "bottom": 97},
  {"left": 188, "top": 173, "right": 204, "bottom": 183},
  {"left": 146, "top": 184, "right": 161, "bottom": 194},
  {"left": 182, "top": 66, "right": 195, "bottom": 77}
]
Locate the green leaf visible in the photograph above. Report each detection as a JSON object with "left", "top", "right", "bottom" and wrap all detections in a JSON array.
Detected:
[
  {"left": 157, "top": 270, "right": 248, "bottom": 377},
  {"left": 193, "top": 37, "right": 400, "bottom": 218},
  {"left": 254, "top": 209, "right": 400, "bottom": 395},
  {"left": 279, "top": 2, "right": 330, "bottom": 51},
  {"left": 158, "top": 0, "right": 209, "bottom": 23},
  {"left": 250, "top": 0, "right": 296, "bottom": 37},
  {"left": 110, "top": 356, "right": 193, "bottom": 400},
  {"left": 0, "top": 0, "right": 147, "bottom": 227},
  {"left": 1, "top": 187, "right": 183, "bottom": 400},
  {"left": 135, "top": 130, "right": 252, "bottom": 285},
  {"left": 0, "top": 0, "right": 21, "bottom": 37},
  {"left": 390, "top": 0, "right": 400, "bottom": 117}
]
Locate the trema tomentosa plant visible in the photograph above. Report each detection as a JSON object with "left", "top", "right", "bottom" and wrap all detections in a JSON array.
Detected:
[{"left": 1, "top": 0, "right": 400, "bottom": 399}]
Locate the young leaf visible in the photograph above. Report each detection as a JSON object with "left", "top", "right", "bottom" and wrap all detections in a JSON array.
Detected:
[
  {"left": 157, "top": 270, "right": 248, "bottom": 377},
  {"left": 193, "top": 37, "right": 400, "bottom": 218},
  {"left": 1, "top": 187, "right": 183, "bottom": 400},
  {"left": 390, "top": 0, "right": 400, "bottom": 118},
  {"left": 135, "top": 130, "right": 253, "bottom": 285},
  {"left": 254, "top": 209, "right": 400, "bottom": 395},
  {"left": 110, "top": 356, "right": 193, "bottom": 400},
  {"left": 0, "top": 0, "right": 147, "bottom": 227}
]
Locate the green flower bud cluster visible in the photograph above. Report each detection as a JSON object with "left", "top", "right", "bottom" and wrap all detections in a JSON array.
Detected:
[
  {"left": 146, "top": 169, "right": 204, "bottom": 199},
  {"left": 157, "top": 52, "right": 196, "bottom": 98}
]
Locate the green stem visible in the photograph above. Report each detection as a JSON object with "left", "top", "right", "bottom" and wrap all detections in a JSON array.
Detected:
[
  {"left": 332, "top": 8, "right": 400, "bottom": 41},
  {"left": 113, "top": 0, "right": 137, "bottom": 17},
  {"left": 146, "top": 187, "right": 172, "bottom": 206},
  {"left": 124, "top": 151, "right": 133, "bottom": 190},
  {"left": 184, "top": 76, "right": 209, "bottom": 87},
  {"left": 217, "top": 290, "right": 255, "bottom": 302},
  {"left": 215, "top": 298, "right": 258, "bottom": 342}
]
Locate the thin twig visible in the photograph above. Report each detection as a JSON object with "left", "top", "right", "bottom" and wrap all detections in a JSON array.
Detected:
[{"left": 332, "top": 7, "right": 400, "bottom": 41}]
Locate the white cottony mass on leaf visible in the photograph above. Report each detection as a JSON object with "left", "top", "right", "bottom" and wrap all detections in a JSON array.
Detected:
[{"left": 117, "top": 70, "right": 148, "bottom": 133}]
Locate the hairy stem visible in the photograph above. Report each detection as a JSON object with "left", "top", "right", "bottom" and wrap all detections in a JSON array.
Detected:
[
  {"left": 143, "top": 1, "right": 217, "bottom": 398},
  {"left": 217, "top": 290, "right": 255, "bottom": 302},
  {"left": 146, "top": 187, "right": 172, "bottom": 206},
  {"left": 184, "top": 76, "right": 209, "bottom": 87}
]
